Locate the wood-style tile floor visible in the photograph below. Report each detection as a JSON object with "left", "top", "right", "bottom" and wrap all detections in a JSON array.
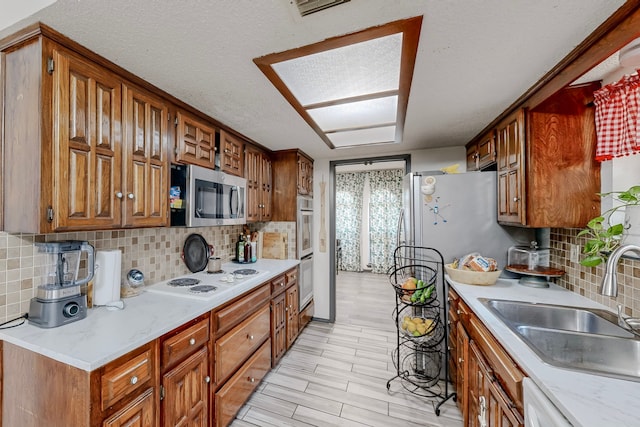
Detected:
[{"left": 231, "top": 271, "right": 463, "bottom": 427}]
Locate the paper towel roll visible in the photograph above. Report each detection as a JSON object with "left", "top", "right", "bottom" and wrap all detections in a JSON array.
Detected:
[{"left": 93, "top": 250, "right": 122, "bottom": 305}]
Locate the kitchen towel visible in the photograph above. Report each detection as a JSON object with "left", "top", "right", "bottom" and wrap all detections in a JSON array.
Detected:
[{"left": 93, "top": 249, "right": 122, "bottom": 306}]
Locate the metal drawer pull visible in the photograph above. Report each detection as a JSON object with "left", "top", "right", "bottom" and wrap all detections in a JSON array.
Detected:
[
  {"left": 127, "top": 193, "right": 134, "bottom": 199},
  {"left": 248, "top": 334, "right": 254, "bottom": 340},
  {"left": 248, "top": 377, "right": 255, "bottom": 383},
  {"left": 130, "top": 376, "right": 138, "bottom": 385},
  {"left": 457, "top": 309, "right": 461, "bottom": 315},
  {"left": 205, "top": 376, "right": 211, "bottom": 384},
  {"left": 458, "top": 357, "right": 463, "bottom": 363},
  {"left": 115, "top": 192, "right": 123, "bottom": 199},
  {"left": 189, "top": 338, "right": 196, "bottom": 345}
]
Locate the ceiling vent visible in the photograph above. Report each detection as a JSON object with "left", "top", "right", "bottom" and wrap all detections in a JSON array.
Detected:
[{"left": 295, "top": 0, "right": 350, "bottom": 16}]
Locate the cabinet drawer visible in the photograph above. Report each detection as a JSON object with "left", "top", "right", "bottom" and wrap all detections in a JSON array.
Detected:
[
  {"left": 101, "top": 348, "right": 154, "bottom": 411},
  {"left": 270, "top": 274, "right": 287, "bottom": 296},
  {"left": 215, "top": 303, "right": 270, "bottom": 385},
  {"left": 469, "top": 315, "right": 524, "bottom": 413},
  {"left": 215, "top": 339, "right": 271, "bottom": 427},
  {"left": 162, "top": 317, "right": 210, "bottom": 370},
  {"left": 213, "top": 283, "right": 270, "bottom": 336},
  {"left": 286, "top": 268, "right": 297, "bottom": 285}
]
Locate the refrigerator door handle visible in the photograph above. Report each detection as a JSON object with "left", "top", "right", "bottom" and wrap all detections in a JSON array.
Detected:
[{"left": 396, "top": 208, "right": 404, "bottom": 248}]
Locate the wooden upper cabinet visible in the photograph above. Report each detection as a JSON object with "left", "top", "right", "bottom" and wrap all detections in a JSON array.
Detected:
[
  {"left": 122, "top": 83, "right": 169, "bottom": 227},
  {"left": 245, "top": 144, "right": 272, "bottom": 222},
  {"left": 53, "top": 48, "right": 123, "bottom": 231},
  {"left": 175, "top": 110, "right": 216, "bottom": 169},
  {"left": 297, "top": 154, "right": 313, "bottom": 195},
  {"left": 272, "top": 149, "right": 314, "bottom": 221},
  {"left": 220, "top": 130, "right": 245, "bottom": 177},
  {"left": 496, "top": 109, "right": 525, "bottom": 225},
  {"left": 496, "top": 83, "right": 601, "bottom": 227},
  {"left": 466, "top": 130, "right": 496, "bottom": 171}
]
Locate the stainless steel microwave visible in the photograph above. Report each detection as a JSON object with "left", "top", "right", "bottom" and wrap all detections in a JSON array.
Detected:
[{"left": 170, "top": 164, "right": 246, "bottom": 227}]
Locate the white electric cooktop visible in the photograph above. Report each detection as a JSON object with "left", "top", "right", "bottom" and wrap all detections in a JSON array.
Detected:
[{"left": 146, "top": 268, "right": 269, "bottom": 301}]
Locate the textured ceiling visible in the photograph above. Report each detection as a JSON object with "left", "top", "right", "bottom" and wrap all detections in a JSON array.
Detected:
[{"left": 0, "top": 0, "right": 627, "bottom": 160}]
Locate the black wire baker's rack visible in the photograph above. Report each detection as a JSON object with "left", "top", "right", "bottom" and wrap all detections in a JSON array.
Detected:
[{"left": 386, "top": 245, "right": 456, "bottom": 415}]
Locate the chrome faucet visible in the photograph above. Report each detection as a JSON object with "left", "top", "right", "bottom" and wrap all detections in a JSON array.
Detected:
[{"left": 599, "top": 244, "right": 640, "bottom": 297}]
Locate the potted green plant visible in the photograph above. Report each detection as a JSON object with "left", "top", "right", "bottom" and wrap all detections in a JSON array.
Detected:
[{"left": 578, "top": 185, "right": 640, "bottom": 267}]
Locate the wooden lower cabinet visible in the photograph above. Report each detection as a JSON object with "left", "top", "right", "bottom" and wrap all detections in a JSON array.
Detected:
[
  {"left": 162, "top": 346, "right": 209, "bottom": 427},
  {"left": 1, "top": 341, "right": 158, "bottom": 427},
  {"left": 215, "top": 304, "right": 271, "bottom": 385},
  {"left": 449, "top": 289, "right": 524, "bottom": 427},
  {"left": 285, "top": 279, "right": 300, "bottom": 348},
  {"left": 103, "top": 388, "right": 155, "bottom": 427},
  {"left": 270, "top": 291, "right": 287, "bottom": 367},
  {"left": 214, "top": 340, "right": 271, "bottom": 427}
]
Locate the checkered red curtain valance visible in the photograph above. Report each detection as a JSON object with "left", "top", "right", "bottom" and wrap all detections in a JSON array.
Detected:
[{"left": 593, "top": 71, "right": 640, "bottom": 161}]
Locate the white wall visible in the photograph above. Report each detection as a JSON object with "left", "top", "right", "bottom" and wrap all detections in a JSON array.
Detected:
[{"left": 312, "top": 145, "right": 465, "bottom": 320}]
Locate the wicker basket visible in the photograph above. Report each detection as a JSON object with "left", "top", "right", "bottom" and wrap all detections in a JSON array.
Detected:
[{"left": 444, "top": 263, "right": 501, "bottom": 286}]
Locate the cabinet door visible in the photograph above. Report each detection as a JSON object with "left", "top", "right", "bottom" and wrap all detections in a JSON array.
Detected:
[
  {"left": 175, "top": 111, "right": 216, "bottom": 169},
  {"left": 244, "top": 146, "right": 260, "bottom": 222},
  {"left": 220, "top": 130, "right": 244, "bottom": 177},
  {"left": 286, "top": 284, "right": 299, "bottom": 348},
  {"left": 53, "top": 48, "right": 122, "bottom": 230},
  {"left": 260, "top": 154, "right": 272, "bottom": 221},
  {"left": 477, "top": 131, "right": 496, "bottom": 169},
  {"left": 297, "top": 155, "right": 313, "bottom": 195},
  {"left": 456, "top": 322, "right": 469, "bottom": 426},
  {"left": 468, "top": 342, "right": 489, "bottom": 427},
  {"left": 103, "top": 388, "right": 155, "bottom": 427},
  {"left": 466, "top": 144, "right": 478, "bottom": 171},
  {"left": 122, "top": 84, "right": 169, "bottom": 227},
  {"left": 270, "top": 292, "right": 287, "bottom": 367},
  {"left": 497, "top": 110, "right": 525, "bottom": 224},
  {"left": 162, "top": 346, "right": 209, "bottom": 427}
]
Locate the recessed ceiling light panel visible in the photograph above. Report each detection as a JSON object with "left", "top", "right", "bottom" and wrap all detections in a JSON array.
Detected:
[{"left": 254, "top": 16, "right": 422, "bottom": 149}]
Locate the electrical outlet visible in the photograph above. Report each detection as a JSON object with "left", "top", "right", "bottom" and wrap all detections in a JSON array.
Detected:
[{"left": 570, "top": 244, "right": 580, "bottom": 263}]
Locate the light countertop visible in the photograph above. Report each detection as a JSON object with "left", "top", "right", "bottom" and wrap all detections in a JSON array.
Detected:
[
  {"left": 0, "top": 259, "right": 299, "bottom": 371},
  {"left": 448, "top": 276, "right": 640, "bottom": 427}
]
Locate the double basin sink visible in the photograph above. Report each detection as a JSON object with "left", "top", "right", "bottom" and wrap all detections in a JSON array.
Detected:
[{"left": 480, "top": 298, "right": 640, "bottom": 382}]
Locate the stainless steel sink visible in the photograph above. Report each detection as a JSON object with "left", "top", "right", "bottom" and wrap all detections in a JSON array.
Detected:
[
  {"left": 478, "top": 298, "right": 640, "bottom": 381},
  {"left": 517, "top": 326, "right": 640, "bottom": 382},
  {"left": 481, "top": 299, "right": 634, "bottom": 338}
]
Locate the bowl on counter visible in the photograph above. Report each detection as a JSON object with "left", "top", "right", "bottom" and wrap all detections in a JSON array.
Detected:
[{"left": 444, "top": 263, "right": 501, "bottom": 286}]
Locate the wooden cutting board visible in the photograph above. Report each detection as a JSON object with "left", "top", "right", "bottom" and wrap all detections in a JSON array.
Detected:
[{"left": 261, "top": 232, "right": 288, "bottom": 259}]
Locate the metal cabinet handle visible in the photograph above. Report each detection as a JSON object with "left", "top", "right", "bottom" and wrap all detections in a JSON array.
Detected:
[
  {"left": 458, "top": 357, "right": 463, "bottom": 364},
  {"left": 130, "top": 376, "right": 138, "bottom": 385},
  {"left": 205, "top": 376, "right": 211, "bottom": 384},
  {"left": 128, "top": 193, "right": 134, "bottom": 200},
  {"left": 189, "top": 338, "right": 196, "bottom": 345},
  {"left": 248, "top": 377, "right": 255, "bottom": 383},
  {"left": 513, "top": 197, "right": 520, "bottom": 202},
  {"left": 115, "top": 192, "right": 123, "bottom": 199},
  {"left": 247, "top": 334, "right": 254, "bottom": 340},
  {"left": 456, "top": 309, "right": 461, "bottom": 315}
]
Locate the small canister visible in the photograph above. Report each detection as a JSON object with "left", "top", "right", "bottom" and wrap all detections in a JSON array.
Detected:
[{"left": 207, "top": 257, "right": 222, "bottom": 273}]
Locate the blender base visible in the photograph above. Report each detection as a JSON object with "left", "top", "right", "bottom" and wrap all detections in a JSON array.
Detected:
[{"left": 28, "top": 294, "right": 87, "bottom": 328}]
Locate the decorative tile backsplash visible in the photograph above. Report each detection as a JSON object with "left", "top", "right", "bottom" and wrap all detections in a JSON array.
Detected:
[
  {"left": 0, "top": 221, "right": 296, "bottom": 324},
  {"left": 550, "top": 228, "right": 640, "bottom": 317}
]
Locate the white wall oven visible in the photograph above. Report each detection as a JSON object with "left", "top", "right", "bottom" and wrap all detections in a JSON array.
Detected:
[{"left": 297, "top": 195, "right": 313, "bottom": 309}]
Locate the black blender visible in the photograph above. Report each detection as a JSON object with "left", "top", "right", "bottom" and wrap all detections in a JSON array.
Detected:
[{"left": 28, "top": 241, "right": 95, "bottom": 328}]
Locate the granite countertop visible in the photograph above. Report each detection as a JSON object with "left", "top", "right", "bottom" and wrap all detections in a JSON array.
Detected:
[
  {"left": 0, "top": 259, "right": 299, "bottom": 371},
  {"left": 448, "top": 276, "right": 640, "bottom": 427}
]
